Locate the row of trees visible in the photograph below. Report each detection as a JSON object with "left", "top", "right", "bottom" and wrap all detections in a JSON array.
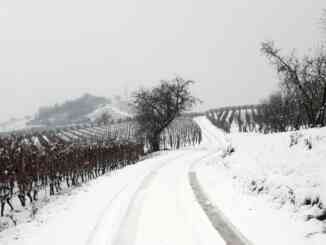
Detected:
[
  {"left": 159, "top": 117, "right": 202, "bottom": 150},
  {"left": 253, "top": 10, "right": 326, "bottom": 132},
  {"left": 206, "top": 106, "right": 259, "bottom": 133},
  {"left": 258, "top": 40, "right": 326, "bottom": 132}
]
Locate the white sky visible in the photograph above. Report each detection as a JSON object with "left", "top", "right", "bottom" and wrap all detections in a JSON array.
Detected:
[{"left": 0, "top": 0, "right": 325, "bottom": 122}]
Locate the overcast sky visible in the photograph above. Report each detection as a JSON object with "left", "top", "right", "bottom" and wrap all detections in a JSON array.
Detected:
[{"left": 0, "top": 0, "right": 325, "bottom": 122}]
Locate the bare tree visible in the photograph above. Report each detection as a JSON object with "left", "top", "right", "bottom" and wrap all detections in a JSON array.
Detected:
[
  {"left": 261, "top": 41, "right": 326, "bottom": 127},
  {"left": 95, "top": 112, "right": 111, "bottom": 125},
  {"left": 133, "top": 77, "right": 198, "bottom": 152}
]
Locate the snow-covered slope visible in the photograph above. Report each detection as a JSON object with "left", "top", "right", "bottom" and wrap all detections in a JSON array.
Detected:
[
  {"left": 87, "top": 103, "right": 133, "bottom": 122},
  {"left": 195, "top": 118, "right": 326, "bottom": 245}
]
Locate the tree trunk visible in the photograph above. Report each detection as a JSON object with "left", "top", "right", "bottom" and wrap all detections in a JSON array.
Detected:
[
  {"left": 149, "top": 133, "right": 161, "bottom": 152},
  {"left": 316, "top": 85, "right": 326, "bottom": 126}
]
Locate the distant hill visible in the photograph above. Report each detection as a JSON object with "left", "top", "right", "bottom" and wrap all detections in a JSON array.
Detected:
[
  {"left": 0, "top": 94, "right": 134, "bottom": 133},
  {"left": 31, "top": 93, "right": 108, "bottom": 126},
  {"left": 31, "top": 93, "right": 135, "bottom": 126}
]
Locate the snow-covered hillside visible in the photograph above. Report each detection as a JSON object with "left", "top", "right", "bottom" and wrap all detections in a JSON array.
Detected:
[
  {"left": 0, "top": 96, "right": 134, "bottom": 133},
  {"left": 196, "top": 119, "right": 326, "bottom": 245},
  {"left": 87, "top": 103, "right": 133, "bottom": 122}
]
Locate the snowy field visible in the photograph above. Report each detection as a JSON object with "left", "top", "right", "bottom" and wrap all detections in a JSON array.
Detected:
[{"left": 196, "top": 119, "right": 326, "bottom": 245}]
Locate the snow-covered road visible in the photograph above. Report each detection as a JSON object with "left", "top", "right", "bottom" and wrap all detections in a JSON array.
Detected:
[
  {"left": 112, "top": 150, "right": 225, "bottom": 245},
  {"left": 0, "top": 117, "right": 248, "bottom": 245}
]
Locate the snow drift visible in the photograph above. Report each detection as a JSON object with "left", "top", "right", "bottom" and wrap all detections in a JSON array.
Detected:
[{"left": 195, "top": 118, "right": 326, "bottom": 245}]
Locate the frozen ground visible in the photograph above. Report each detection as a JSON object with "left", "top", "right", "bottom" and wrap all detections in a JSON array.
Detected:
[{"left": 1, "top": 116, "right": 325, "bottom": 244}]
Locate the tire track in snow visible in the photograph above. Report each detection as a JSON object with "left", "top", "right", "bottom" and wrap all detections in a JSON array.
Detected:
[
  {"left": 111, "top": 165, "right": 158, "bottom": 245},
  {"left": 192, "top": 116, "right": 253, "bottom": 244},
  {"left": 112, "top": 151, "right": 190, "bottom": 245},
  {"left": 85, "top": 183, "right": 130, "bottom": 245},
  {"left": 174, "top": 152, "right": 225, "bottom": 245},
  {"left": 114, "top": 150, "right": 225, "bottom": 245},
  {"left": 86, "top": 151, "right": 187, "bottom": 245},
  {"left": 189, "top": 172, "right": 253, "bottom": 245}
]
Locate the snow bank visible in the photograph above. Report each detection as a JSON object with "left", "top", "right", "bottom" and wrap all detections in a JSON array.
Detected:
[
  {"left": 195, "top": 118, "right": 326, "bottom": 245},
  {"left": 228, "top": 128, "right": 326, "bottom": 219}
]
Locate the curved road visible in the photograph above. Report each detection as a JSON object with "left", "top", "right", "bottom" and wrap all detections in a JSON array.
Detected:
[{"left": 1, "top": 117, "right": 251, "bottom": 245}]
